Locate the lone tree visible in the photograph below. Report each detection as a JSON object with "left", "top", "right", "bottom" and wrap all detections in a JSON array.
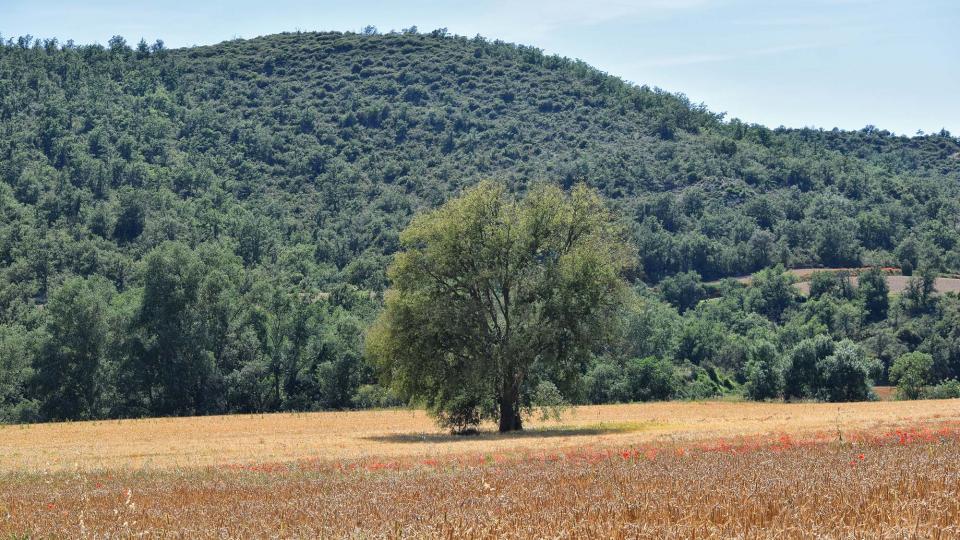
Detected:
[{"left": 367, "top": 181, "right": 634, "bottom": 432}]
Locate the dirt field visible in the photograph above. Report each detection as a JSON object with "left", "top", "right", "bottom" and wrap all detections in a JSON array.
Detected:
[
  {"left": 725, "top": 267, "right": 960, "bottom": 296},
  {"left": 4, "top": 400, "right": 960, "bottom": 538},
  {"left": 794, "top": 274, "right": 960, "bottom": 296}
]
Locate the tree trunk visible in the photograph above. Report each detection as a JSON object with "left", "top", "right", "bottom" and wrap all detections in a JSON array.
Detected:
[{"left": 498, "top": 385, "right": 523, "bottom": 432}]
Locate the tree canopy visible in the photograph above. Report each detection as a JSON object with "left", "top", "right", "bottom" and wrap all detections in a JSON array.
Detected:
[{"left": 367, "top": 181, "right": 634, "bottom": 431}]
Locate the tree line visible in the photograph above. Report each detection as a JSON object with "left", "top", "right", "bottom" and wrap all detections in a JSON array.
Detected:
[{"left": 0, "top": 30, "right": 959, "bottom": 425}]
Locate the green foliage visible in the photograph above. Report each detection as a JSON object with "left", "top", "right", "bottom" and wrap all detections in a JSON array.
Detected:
[
  {"left": 681, "top": 364, "right": 737, "bottom": 400},
  {"left": 0, "top": 325, "right": 40, "bottom": 423},
  {"left": 809, "top": 271, "right": 855, "bottom": 300},
  {"left": 366, "top": 181, "right": 634, "bottom": 431},
  {"left": 624, "top": 356, "right": 681, "bottom": 402},
  {"left": 922, "top": 379, "right": 960, "bottom": 399},
  {"left": 659, "top": 271, "right": 706, "bottom": 313},
  {"left": 33, "top": 276, "right": 116, "bottom": 421},
  {"left": 0, "top": 30, "right": 958, "bottom": 421},
  {"left": 784, "top": 335, "right": 835, "bottom": 400},
  {"left": 857, "top": 267, "right": 889, "bottom": 322},
  {"left": 531, "top": 380, "right": 568, "bottom": 421},
  {"left": 889, "top": 352, "right": 933, "bottom": 400},
  {"left": 816, "top": 221, "right": 861, "bottom": 267},
  {"left": 744, "top": 341, "right": 783, "bottom": 400},
  {"left": 583, "top": 357, "right": 723, "bottom": 403},
  {"left": 613, "top": 293, "right": 681, "bottom": 361},
  {"left": 782, "top": 335, "right": 882, "bottom": 402},
  {"left": 583, "top": 359, "right": 632, "bottom": 404},
  {"left": 903, "top": 266, "right": 938, "bottom": 315},
  {"left": 746, "top": 266, "right": 797, "bottom": 322},
  {"left": 350, "top": 383, "right": 402, "bottom": 409},
  {"left": 814, "top": 340, "right": 877, "bottom": 402}
]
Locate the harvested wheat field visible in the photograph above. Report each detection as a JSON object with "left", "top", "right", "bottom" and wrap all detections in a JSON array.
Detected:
[
  {"left": 3, "top": 400, "right": 960, "bottom": 538},
  {"left": 3, "top": 399, "right": 960, "bottom": 472}
]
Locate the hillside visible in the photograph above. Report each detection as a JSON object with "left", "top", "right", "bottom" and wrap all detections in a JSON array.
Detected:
[{"left": 1, "top": 30, "right": 959, "bottom": 422}]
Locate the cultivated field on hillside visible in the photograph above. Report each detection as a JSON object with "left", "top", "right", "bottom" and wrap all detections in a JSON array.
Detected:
[
  {"left": 724, "top": 267, "right": 960, "bottom": 296},
  {"left": 794, "top": 275, "right": 960, "bottom": 296},
  {"left": 3, "top": 400, "right": 960, "bottom": 537}
]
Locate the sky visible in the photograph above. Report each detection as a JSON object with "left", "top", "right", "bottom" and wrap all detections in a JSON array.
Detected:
[{"left": 3, "top": 0, "right": 957, "bottom": 136}]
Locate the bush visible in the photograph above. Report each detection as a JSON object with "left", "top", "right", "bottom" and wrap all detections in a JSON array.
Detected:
[
  {"left": 922, "top": 379, "right": 960, "bottom": 399},
  {"left": 659, "top": 272, "right": 706, "bottom": 313},
  {"left": 681, "top": 364, "right": 735, "bottom": 400},
  {"left": 583, "top": 360, "right": 630, "bottom": 404},
  {"left": 746, "top": 266, "right": 797, "bottom": 322},
  {"left": 784, "top": 335, "right": 834, "bottom": 400},
  {"left": 350, "top": 384, "right": 404, "bottom": 409},
  {"left": 889, "top": 352, "right": 933, "bottom": 400},
  {"left": 531, "top": 381, "right": 568, "bottom": 421},
  {"left": 434, "top": 393, "right": 485, "bottom": 434},
  {"left": 814, "top": 340, "right": 878, "bottom": 402},
  {"left": 744, "top": 341, "right": 783, "bottom": 400},
  {"left": 624, "top": 357, "right": 680, "bottom": 401}
]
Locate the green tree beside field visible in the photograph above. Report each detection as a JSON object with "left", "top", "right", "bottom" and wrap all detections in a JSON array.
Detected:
[{"left": 367, "top": 182, "right": 634, "bottom": 432}]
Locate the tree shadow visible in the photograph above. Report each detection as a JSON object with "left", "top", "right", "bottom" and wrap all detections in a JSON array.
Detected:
[{"left": 364, "top": 422, "right": 655, "bottom": 444}]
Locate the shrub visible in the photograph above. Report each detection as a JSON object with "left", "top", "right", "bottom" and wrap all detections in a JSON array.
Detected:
[
  {"left": 923, "top": 379, "right": 960, "bottom": 399},
  {"left": 531, "top": 381, "right": 568, "bottom": 421},
  {"left": 434, "top": 393, "right": 486, "bottom": 434},
  {"left": 680, "top": 364, "right": 736, "bottom": 400},
  {"left": 784, "top": 335, "right": 835, "bottom": 400},
  {"left": 659, "top": 271, "right": 706, "bottom": 313},
  {"left": 814, "top": 340, "right": 878, "bottom": 402},
  {"left": 746, "top": 266, "right": 797, "bottom": 322},
  {"left": 744, "top": 341, "right": 783, "bottom": 400},
  {"left": 350, "top": 384, "right": 404, "bottom": 409},
  {"left": 583, "top": 360, "right": 630, "bottom": 404},
  {"left": 889, "top": 352, "right": 933, "bottom": 400},
  {"left": 624, "top": 357, "right": 680, "bottom": 401}
]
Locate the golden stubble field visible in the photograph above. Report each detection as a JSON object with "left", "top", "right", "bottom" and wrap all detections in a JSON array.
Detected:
[
  {"left": 2, "top": 399, "right": 958, "bottom": 472},
  {"left": 3, "top": 399, "right": 960, "bottom": 538}
]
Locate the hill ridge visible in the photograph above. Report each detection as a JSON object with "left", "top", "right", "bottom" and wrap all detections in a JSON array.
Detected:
[{"left": 0, "top": 30, "right": 959, "bottom": 422}]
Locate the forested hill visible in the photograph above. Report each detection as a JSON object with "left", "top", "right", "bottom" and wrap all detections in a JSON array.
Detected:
[{"left": 1, "top": 30, "right": 959, "bottom": 422}]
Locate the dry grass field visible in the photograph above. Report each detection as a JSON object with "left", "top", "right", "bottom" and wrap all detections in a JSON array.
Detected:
[
  {"left": 3, "top": 400, "right": 960, "bottom": 538},
  {"left": 3, "top": 399, "right": 959, "bottom": 472}
]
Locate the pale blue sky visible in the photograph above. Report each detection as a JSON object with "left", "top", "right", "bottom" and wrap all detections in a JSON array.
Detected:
[{"left": 3, "top": 0, "right": 957, "bottom": 135}]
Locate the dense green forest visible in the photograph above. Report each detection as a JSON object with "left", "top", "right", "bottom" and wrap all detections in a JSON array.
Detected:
[{"left": 1, "top": 29, "right": 959, "bottom": 423}]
